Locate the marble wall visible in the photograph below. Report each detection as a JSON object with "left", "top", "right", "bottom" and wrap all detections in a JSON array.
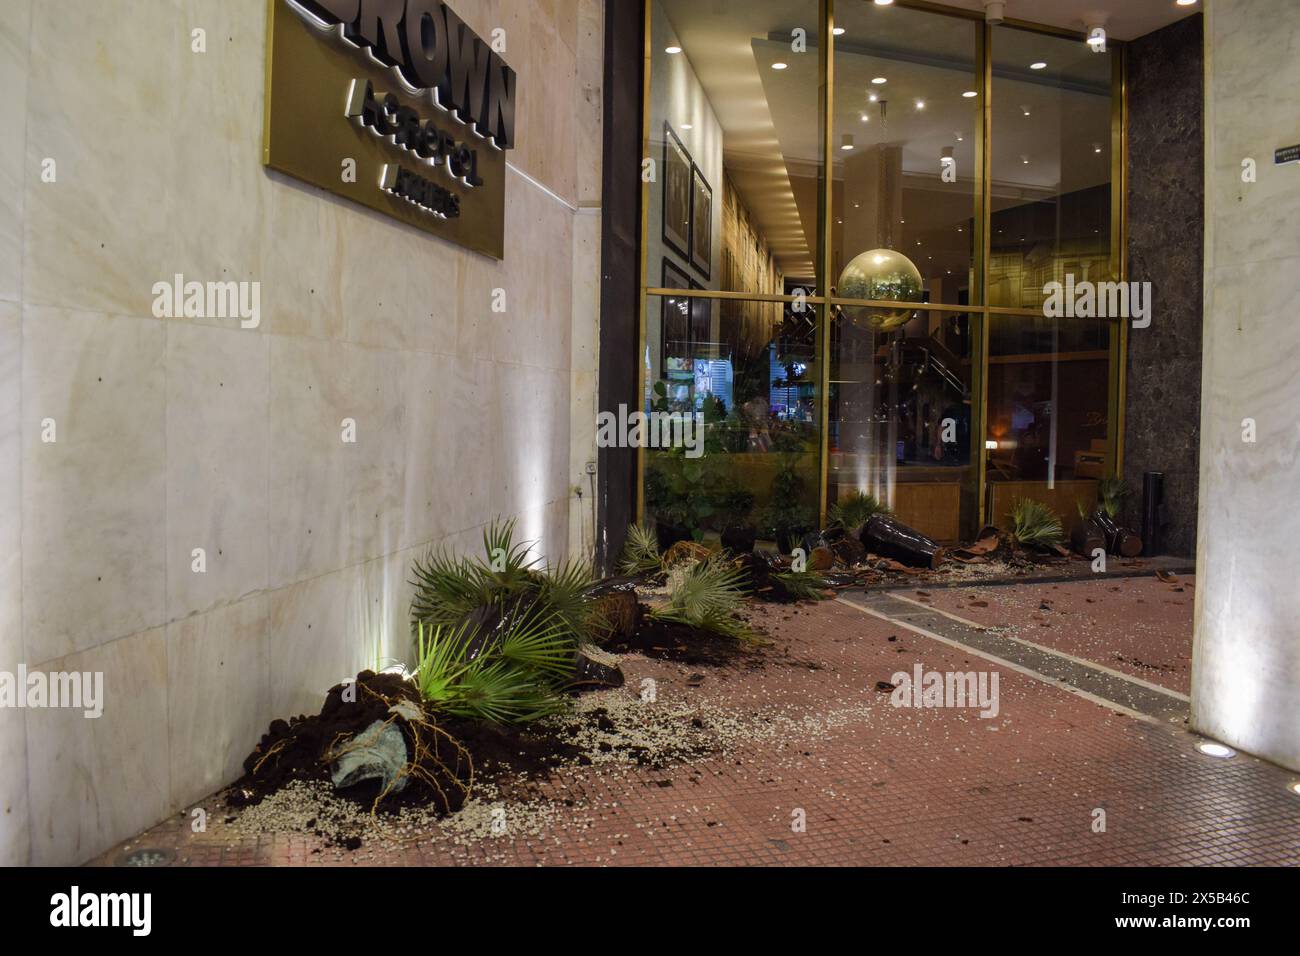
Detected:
[
  {"left": 0, "top": 0, "right": 604, "bottom": 864},
  {"left": 1124, "top": 14, "right": 1203, "bottom": 558},
  {"left": 1193, "top": 0, "right": 1300, "bottom": 771}
]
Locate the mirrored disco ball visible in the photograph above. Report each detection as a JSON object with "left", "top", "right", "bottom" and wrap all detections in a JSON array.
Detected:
[{"left": 837, "top": 248, "right": 924, "bottom": 332}]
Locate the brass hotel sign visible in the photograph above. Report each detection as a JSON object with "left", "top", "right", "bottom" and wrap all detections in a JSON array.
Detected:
[{"left": 263, "top": 0, "right": 516, "bottom": 258}]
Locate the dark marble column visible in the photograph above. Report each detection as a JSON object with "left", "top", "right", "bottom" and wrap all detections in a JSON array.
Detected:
[{"left": 1124, "top": 13, "right": 1204, "bottom": 557}]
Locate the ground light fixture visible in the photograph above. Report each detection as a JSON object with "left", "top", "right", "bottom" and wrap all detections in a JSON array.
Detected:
[
  {"left": 1197, "top": 741, "right": 1236, "bottom": 758},
  {"left": 833, "top": 27, "right": 846, "bottom": 35},
  {"left": 772, "top": 61, "right": 788, "bottom": 70},
  {"left": 963, "top": 90, "right": 978, "bottom": 97},
  {"left": 1030, "top": 61, "right": 1047, "bottom": 70},
  {"left": 665, "top": 45, "right": 681, "bottom": 54},
  {"left": 872, "top": 76, "right": 887, "bottom": 84}
]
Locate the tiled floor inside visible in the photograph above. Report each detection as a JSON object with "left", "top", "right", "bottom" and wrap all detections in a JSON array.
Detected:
[{"left": 95, "top": 574, "right": 1300, "bottom": 866}]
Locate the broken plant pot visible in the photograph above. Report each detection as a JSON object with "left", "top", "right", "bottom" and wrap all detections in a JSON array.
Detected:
[
  {"left": 1071, "top": 517, "right": 1107, "bottom": 557},
  {"left": 859, "top": 513, "right": 940, "bottom": 569},
  {"left": 800, "top": 531, "right": 830, "bottom": 556},
  {"left": 1091, "top": 510, "right": 1143, "bottom": 557},
  {"left": 830, "top": 533, "right": 866, "bottom": 567}
]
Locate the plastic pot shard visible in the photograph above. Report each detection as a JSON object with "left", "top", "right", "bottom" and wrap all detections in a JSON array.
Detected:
[{"left": 860, "top": 514, "right": 940, "bottom": 569}]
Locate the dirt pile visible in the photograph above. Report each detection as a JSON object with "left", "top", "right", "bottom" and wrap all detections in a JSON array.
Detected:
[{"left": 228, "top": 670, "right": 472, "bottom": 816}]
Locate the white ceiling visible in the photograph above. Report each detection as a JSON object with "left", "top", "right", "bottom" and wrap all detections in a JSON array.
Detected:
[{"left": 930, "top": 0, "right": 1199, "bottom": 41}]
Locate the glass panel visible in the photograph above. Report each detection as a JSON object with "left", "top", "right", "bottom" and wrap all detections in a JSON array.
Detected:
[
  {"left": 984, "top": 315, "right": 1112, "bottom": 529},
  {"left": 643, "top": 294, "right": 820, "bottom": 551},
  {"left": 648, "top": 0, "right": 823, "bottom": 295},
  {"left": 830, "top": 3, "right": 979, "bottom": 306},
  {"left": 988, "top": 27, "right": 1114, "bottom": 309},
  {"left": 827, "top": 303, "right": 975, "bottom": 543}
]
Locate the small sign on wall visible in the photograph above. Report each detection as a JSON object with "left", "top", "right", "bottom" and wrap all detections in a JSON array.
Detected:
[
  {"left": 263, "top": 0, "right": 516, "bottom": 258},
  {"left": 1274, "top": 144, "right": 1300, "bottom": 165}
]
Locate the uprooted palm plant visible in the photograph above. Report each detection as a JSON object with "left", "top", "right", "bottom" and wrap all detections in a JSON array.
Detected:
[
  {"left": 649, "top": 554, "right": 762, "bottom": 643},
  {"left": 412, "top": 519, "right": 598, "bottom": 638},
  {"left": 408, "top": 519, "right": 602, "bottom": 723},
  {"left": 413, "top": 605, "right": 577, "bottom": 725},
  {"left": 827, "top": 491, "right": 891, "bottom": 530},
  {"left": 772, "top": 569, "right": 831, "bottom": 601},
  {"left": 1009, "top": 498, "right": 1066, "bottom": 552},
  {"left": 619, "top": 524, "right": 662, "bottom": 576}
]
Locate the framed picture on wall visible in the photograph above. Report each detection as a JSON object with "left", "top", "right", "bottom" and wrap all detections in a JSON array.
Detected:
[
  {"left": 689, "top": 163, "right": 712, "bottom": 280},
  {"left": 661, "top": 259, "right": 693, "bottom": 378},
  {"left": 662, "top": 123, "right": 692, "bottom": 260}
]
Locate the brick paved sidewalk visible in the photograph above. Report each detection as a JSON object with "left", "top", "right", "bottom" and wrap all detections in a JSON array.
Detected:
[{"left": 93, "top": 577, "right": 1300, "bottom": 867}]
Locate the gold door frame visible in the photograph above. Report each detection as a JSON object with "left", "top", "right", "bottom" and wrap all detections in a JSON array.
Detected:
[{"left": 634, "top": 0, "right": 1130, "bottom": 533}]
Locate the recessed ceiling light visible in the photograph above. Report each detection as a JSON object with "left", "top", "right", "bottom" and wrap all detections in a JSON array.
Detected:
[
  {"left": 1030, "top": 61, "right": 1047, "bottom": 70},
  {"left": 1197, "top": 741, "right": 1235, "bottom": 758},
  {"left": 1176, "top": 0, "right": 1198, "bottom": 5},
  {"left": 872, "top": 76, "right": 888, "bottom": 85},
  {"left": 915, "top": 99, "right": 925, "bottom": 110},
  {"left": 962, "top": 90, "right": 978, "bottom": 98},
  {"left": 875, "top": 0, "right": 895, "bottom": 5},
  {"left": 861, "top": 113, "right": 870, "bottom": 122},
  {"left": 772, "top": 62, "right": 788, "bottom": 70},
  {"left": 868, "top": 92, "right": 879, "bottom": 102},
  {"left": 665, "top": 45, "right": 682, "bottom": 55},
  {"left": 681, "top": 123, "right": 693, "bottom": 130},
  {"left": 832, "top": 27, "right": 846, "bottom": 36}
]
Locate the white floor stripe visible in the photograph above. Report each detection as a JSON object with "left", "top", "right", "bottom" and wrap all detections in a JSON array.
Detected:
[
  {"left": 836, "top": 596, "right": 1163, "bottom": 725},
  {"left": 886, "top": 591, "right": 1192, "bottom": 703}
]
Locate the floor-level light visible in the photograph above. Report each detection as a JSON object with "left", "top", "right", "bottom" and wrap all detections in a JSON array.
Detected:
[{"left": 1197, "top": 741, "right": 1235, "bottom": 758}]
